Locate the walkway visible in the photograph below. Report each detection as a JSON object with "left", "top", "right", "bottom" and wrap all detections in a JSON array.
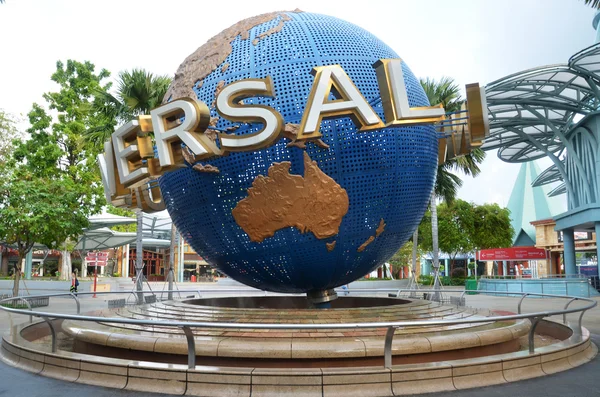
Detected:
[{"left": 0, "top": 288, "right": 598, "bottom": 397}]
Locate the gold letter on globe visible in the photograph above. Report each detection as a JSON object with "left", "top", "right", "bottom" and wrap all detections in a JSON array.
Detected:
[
  {"left": 374, "top": 59, "right": 445, "bottom": 125},
  {"left": 297, "top": 65, "right": 384, "bottom": 140}
]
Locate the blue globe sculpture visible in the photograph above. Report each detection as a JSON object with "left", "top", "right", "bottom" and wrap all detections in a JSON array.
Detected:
[{"left": 159, "top": 11, "right": 438, "bottom": 294}]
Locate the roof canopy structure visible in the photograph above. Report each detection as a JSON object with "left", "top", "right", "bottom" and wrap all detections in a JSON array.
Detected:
[
  {"left": 483, "top": 42, "right": 600, "bottom": 276},
  {"left": 483, "top": 43, "right": 600, "bottom": 212},
  {"left": 483, "top": 64, "right": 596, "bottom": 163},
  {"left": 87, "top": 214, "right": 138, "bottom": 230},
  {"left": 75, "top": 228, "right": 136, "bottom": 251},
  {"left": 75, "top": 212, "right": 172, "bottom": 251}
]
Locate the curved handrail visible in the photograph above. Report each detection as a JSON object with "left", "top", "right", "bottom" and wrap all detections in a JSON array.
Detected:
[
  {"left": 0, "top": 289, "right": 595, "bottom": 329},
  {"left": 0, "top": 288, "right": 595, "bottom": 369}
]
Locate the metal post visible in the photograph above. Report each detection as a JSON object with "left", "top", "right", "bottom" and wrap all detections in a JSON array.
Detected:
[
  {"left": 431, "top": 194, "right": 441, "bottom": 302},
  {"left": 384, "top": 326, "right": 395, "bottom": 368},
  {"left": 410, "top": 230, "right": 418, "bottom": 297},
  {"left": 136, "top": 211, "right": 144, "bottom": 304},
  {"left": 41, "top": 316, "right": 57, "bottom": 353},
  {"left": 168, "top": 224, "right": 176, "bottom": 300},
  {"left": 70, "top": 293, "right": 81, "bottom": 314},
  {"left": 595, "top": 222, "right": 600, "bottom": 278},
  {"left": 178, "top": 232, "right": 184, "bottom": 283},
  {"left": 17, "top": 298, "right": 33, "bottom": 323},
  {"left": 562, "top": 228, "right": 577, "bottom": 276},
  {"left": 93, "top": 264, "right": 98, "bottom": 298},
  {"left": 528, "top": 316, "right": 543, "bottom": 354},
  {"left": 517, "top": 293, "right": 529, "bottom": 314},
  {"left": 124, "top": 243, "right": 130, "bottom": 278},
  {"left": 182, "top": 326, "right": 196, "bottom": 369},
  {"left": 563, "top": 298, "right": 578, "bottom": 324},
  {"left": 577, "top": 309, "right": 587, "bottom": 337},
  {"left": 24, "top": 250, "right": 33, "bottom": 280}
]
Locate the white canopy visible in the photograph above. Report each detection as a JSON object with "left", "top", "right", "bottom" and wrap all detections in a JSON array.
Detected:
[
  {"left": 75, "top": 212, "right": 172, "bottom": 251},
  {"left": 87, "top": 213, "right": 137, "bottom": 230}
]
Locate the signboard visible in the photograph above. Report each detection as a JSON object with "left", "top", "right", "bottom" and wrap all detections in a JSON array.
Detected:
[
  {"left": 557, "top": 231, "right": 592, "bottom": 242},
  {"left": 477, "top": 247, "right": 547, "bottom": 261},
  {"left": 85, "top": 251, "right": 109, "bottom": 267},
  {"left": 579, "top": 266, "right": 599, "bottom": 277},
  {"left": 87, "top": 261, "right": 107, "bottom": 267}
]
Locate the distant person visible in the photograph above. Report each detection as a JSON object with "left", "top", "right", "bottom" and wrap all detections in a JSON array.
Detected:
[
  {"left": 341, "top": 284, "right": 349, "bottom": 296},
  {"left": 70, "top": 272, "right": 79, "bottom": 295}
]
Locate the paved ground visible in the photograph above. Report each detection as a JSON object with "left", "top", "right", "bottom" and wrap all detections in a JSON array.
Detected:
[{"left": 0, "top": 285, "right": 599, "bottom": 397}]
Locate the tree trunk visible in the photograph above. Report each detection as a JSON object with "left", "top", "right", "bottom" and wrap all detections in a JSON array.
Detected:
[
  {"left": 12, "top": 254, "right": 24, "bottom": 297},
  {"left": 431, "top": 194, "right": 441, "bottom": 300},
  {"left": 61, "top": 244, "right": 71, "bottom": 281}
]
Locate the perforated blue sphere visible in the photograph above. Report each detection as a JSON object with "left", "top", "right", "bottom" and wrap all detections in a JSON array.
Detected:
[{"left": 159, "top": 11, "right": 437, "bottom": 293}]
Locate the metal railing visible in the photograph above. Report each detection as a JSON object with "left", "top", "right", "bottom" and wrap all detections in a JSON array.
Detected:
[
  {"left": 480, "top": 274, "right": 589, "bottom": 279},
  {"left": 0, "top": 288, "right": 596, "bottom": 370},
  {"left": 477, "top": 277, "right": 595, "bottom": 297}
]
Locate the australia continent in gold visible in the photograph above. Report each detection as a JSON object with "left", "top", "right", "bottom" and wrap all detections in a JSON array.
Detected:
[{"left": 232, "top": 152, "right": 349, "bottom": 243}]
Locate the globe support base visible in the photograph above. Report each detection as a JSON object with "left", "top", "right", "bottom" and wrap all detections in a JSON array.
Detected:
[{"left": 307, "top": 289, "right": 338, "bottom": 307}]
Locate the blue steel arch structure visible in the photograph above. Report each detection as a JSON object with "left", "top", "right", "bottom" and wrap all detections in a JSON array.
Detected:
[{"left": 483, "top": 43, "right": 600, "bottom": 275}]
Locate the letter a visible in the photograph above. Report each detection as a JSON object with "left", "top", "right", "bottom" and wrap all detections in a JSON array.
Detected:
[{"left": 297, "top": 65, "right": 383, "bottom": 140}]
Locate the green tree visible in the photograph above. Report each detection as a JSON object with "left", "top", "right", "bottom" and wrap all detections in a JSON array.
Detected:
[
  {"left": 419, "top": 200, "right": 513, "bottom": 277},
  {"left": 436, "top": 200, "right": 475, "bottom": 268},
  {"left": 15, "top": 60, "right": 111, "bottom": 198},
  {"left": 470, "top": 203, "right": 513, "bottom": 250},
  {"left": 106, "top": 206, "right": 137, "bottom": 233},
  {"left": 14, "top": 60, "right": 112, "bottom": 280},
  {"left": 0, "top": 169, "right": 89, "bottom": 295},
  {"left": 0, "top": 109, "right": 23, "bottom": 167},
  {"left": 389, "top": 240, "right": 423, "bottom": 279},
  {"left": 419, "top": 77, "right": 486, "bottom": 293}
]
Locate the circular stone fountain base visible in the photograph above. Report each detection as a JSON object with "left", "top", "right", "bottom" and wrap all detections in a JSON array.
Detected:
[{"left": 1, "top": 295, "right": 596, "bottom": 396}]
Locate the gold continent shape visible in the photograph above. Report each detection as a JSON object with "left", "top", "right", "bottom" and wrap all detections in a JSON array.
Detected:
[
  {"left": 163, "top": 10, "right": 300, "bottom": 102},
  {"left": 232, "top": 152, "right": 349, "bottom": 243}
]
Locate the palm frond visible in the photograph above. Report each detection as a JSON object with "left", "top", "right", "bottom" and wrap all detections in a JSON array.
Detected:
[
  {"left": 419, "top": 77, "right": 463, "bottom": 112},
  {"left": 584, "top": 0, "right": 600, "bottom": 9},
  {"left": 420, "top": 77, "right": 486, "bottom": 202}
]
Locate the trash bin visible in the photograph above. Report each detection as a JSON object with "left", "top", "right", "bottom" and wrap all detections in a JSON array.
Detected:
[
  {"left": 465, "top": 279, "right": 477, "bottom": 295},
  {"left": 190, "top": 275, "right": 197, "bottom": 282}
]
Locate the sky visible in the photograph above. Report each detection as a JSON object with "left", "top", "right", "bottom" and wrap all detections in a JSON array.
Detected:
[{"left": 0, "top": 0, "right": 595, "bottom": 209}]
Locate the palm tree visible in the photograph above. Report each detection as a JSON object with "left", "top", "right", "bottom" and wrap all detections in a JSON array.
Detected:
[
  {"left": 419, "top": 77, "right": 486, "bottom": 297},
  {"left": 87, "top": 68, "right": 172, "bottom": 302},
  {"left": 584, "top": 0, "right": 600, "bottom": 9},
  {"left": 86, "top": 69, "right": 171, "bottom": 150}
]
